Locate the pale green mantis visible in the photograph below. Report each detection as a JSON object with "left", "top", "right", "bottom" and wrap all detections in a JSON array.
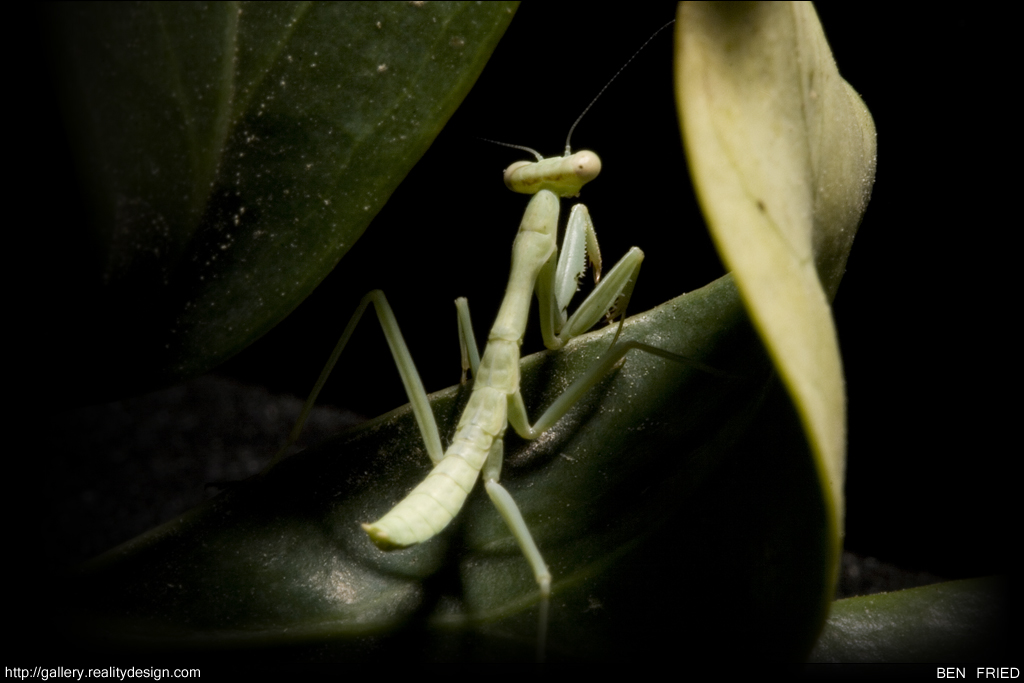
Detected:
[
  {"left": 263, "top": 143, "right": 692, "bottom": 655},
  {"left": 263, "top": 21, "right": 695, "bottom": 658}
]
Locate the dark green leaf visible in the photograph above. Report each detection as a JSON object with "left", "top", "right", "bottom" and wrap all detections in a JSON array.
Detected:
[
  {"left": 809, "top": 578, "right": 1009, "bottom": 662},
  {"left": 45, "top": 1, "right": 516, "bottom": 401}
]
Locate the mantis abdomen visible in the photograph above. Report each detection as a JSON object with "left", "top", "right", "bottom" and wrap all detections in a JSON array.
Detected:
[{"left": 362, "top": 343, "right": 518, "bottom": 549}]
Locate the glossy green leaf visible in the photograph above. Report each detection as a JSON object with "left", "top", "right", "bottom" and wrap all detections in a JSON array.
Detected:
[
  {"left": 676, "top": 1, "right": 876, "bottom": 613},
  {"left": 809, "top": 578, "right": 1009, "bottom": 662},
  {"left": 45, "top": 1, "right": 516, "bottom": 401}
]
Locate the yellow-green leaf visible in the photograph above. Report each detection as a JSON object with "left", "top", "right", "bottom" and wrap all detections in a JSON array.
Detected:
[{"left": 676, "top": 0, "right": 876, "bottom": 607}]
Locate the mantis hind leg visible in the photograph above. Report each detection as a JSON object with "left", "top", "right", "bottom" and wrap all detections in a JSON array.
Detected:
[
  {"left": 482, "top": 437, "right": 552, "bottom": 662},
  {"left": 495, "top": 340, "right": 730, "bottom": 659},
  {"left": 508, "top": 340, "right": 731, "bottom": 440},
  {"left": 263, "top": 289, "right": 444, "bottom": 472}
]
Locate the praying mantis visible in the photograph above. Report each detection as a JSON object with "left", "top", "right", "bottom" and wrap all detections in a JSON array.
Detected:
[
  {"left": 261, "top": 20, "right": 714, "bottom": 658},
  {"left": 264, "top": 140, "right": 702, "bottom": 657}
]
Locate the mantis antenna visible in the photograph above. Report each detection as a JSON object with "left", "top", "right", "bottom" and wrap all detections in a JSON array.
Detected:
[
  {"left": 563, "top": 19, "right": 677, "bottom": 156},
  {"left": 481, "top": 19, "right": 677, "bottom": 163}
]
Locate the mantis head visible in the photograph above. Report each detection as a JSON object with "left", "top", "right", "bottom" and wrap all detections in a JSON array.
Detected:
[{"left": 504, "top": 150, "right": 602, "bottom": 198}]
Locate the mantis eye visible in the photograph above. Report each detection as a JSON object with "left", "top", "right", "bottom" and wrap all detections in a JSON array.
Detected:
[
  {"left": 503, "top": 160, "right": 533, "bottom": 190},
  {"left": 570, "top": 151, "right": 601, "bottom": 183}
]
